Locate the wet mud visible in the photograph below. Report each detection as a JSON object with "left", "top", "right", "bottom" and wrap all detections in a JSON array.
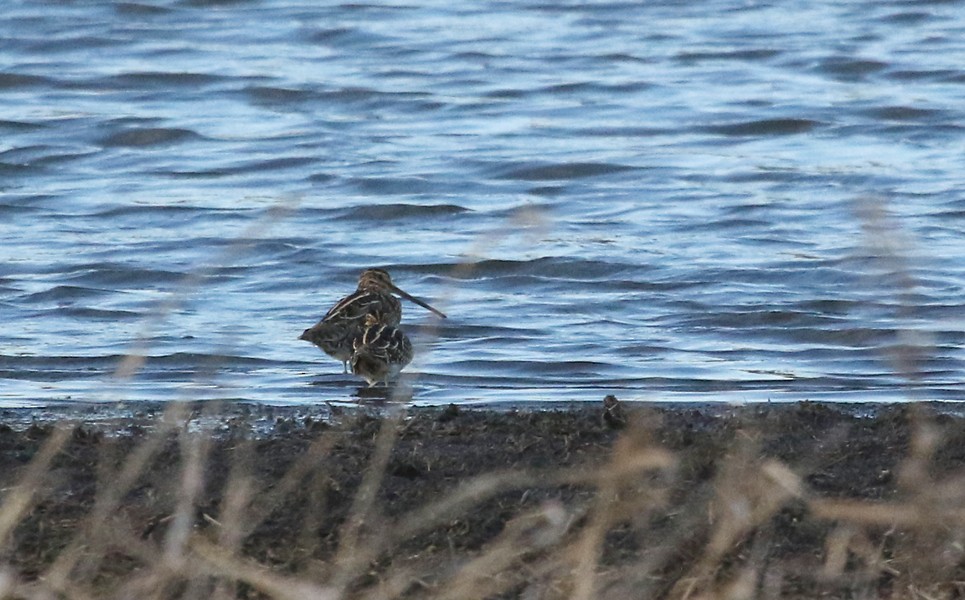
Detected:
[{"left": 1, "top": 401, "right": 964, "bottom": 598}]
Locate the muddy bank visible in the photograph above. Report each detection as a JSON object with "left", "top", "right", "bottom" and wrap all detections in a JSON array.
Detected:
[{"left": 1, "top": 401, "right": 964, "bottom": 598}]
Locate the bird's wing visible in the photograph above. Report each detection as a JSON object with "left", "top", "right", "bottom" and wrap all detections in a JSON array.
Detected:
[
  {"left": 359, "top": 325, "right": 411, "bottom": 359},
  {"left": 322, "top": 291, "right": 384, "bottom": 323}
]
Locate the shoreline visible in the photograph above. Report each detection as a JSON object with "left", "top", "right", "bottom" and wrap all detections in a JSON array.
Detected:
[
  {"left": 3, "top": 397, "right": 964, "bottom": 435},
  {"left": 1, "top": 400, "right": 964, "bottom": 598}
]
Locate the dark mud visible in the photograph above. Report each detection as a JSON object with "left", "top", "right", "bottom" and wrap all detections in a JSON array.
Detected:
[{"left": 1, "top": 401, "right": 964, "bottom": 598}]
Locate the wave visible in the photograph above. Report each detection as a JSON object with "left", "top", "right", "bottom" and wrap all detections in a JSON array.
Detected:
[{"left": 100, "top": 128, "right": 203, "bottom": 148}]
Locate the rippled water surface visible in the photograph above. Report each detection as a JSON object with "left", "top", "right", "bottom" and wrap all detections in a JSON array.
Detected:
[{"left": 2, "top": 0, "right": 964, "bottom": 407}]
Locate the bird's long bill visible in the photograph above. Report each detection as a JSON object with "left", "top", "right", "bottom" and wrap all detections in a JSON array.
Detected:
[{"left": 391, "top": 284, "right": 448, "bottom": 319}]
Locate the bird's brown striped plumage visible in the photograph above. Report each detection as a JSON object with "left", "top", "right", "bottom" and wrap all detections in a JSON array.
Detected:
[
  {"left": 350, "top": 314, "right": 414, "bottom": 386},
  {"left": 299, "top": 268, "right": 445, "bottom": 373}
]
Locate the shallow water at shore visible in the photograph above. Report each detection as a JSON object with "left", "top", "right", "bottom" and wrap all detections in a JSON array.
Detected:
[{"left": 1, "top": 1, "right": 964, "bottom": 407}]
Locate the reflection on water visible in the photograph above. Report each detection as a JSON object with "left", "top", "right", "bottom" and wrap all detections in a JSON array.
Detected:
[{"left": 0, "top": 0, "right": 963, "bottom": 407}]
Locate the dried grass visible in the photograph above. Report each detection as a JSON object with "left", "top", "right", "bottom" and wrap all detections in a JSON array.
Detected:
[{"left": 1, "top": 397, "right": 965, "bottom": 600}]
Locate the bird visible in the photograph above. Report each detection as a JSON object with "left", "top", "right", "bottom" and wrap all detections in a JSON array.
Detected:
[
  {"left": 350, "top": 313, "right": 414, "bottom": 386},
  {"left": 299, "top": 268, "right": 446, "bottom": 372},
  {"left": 602, "top": 394, "right": 627, "bottom": 429}
]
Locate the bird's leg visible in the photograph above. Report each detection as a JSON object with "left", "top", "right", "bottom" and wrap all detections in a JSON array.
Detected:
[{"left": 343, "top": 361, "right": 348, "bottom": 374}]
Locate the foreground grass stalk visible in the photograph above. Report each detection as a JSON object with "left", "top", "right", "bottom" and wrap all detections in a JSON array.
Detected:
[{"left": 0, "top": 427, "right": 69, "bottom": 548}]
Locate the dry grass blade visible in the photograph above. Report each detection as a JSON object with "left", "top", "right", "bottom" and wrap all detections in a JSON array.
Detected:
[
  {"left": 164, "top": 421, "right": 210, "bottom": 567},
  {"left": 429, "top": 502, "right": 570, "bottom": 600},
  {"left": 566, "top": 431, "right": 678, "bottom": 600},
  {"left": 113, "top": 201, "right": 296, "bottom": 383},
  {"left": 666, "top": 442, "right": 803, "bottom": 600},
  {"left": 41, "top": 402, "right": 188, "bottom": 592},
  {"left": 0, "top": 427, "right": 70, "bottom": 546},
  {"left": 191, "top": 537, "right": 337, "bottom": 600},
  {"left": 811, "top": 499, "right": 965, "bottom": 528},
  {"left": 240, "top": 431, "right": 338, "bottom": 541},
  {"left": 853, "top": 195, "right": 931, "bottom": 387},
  {"left": 330, "top": 409, "right": 405, "bottom": 591}
]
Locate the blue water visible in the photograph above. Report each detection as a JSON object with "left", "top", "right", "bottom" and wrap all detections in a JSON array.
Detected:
[{"left": 1, "top": 0, "right": 963, "bottom": 408}]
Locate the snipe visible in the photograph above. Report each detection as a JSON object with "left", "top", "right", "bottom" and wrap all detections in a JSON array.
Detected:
[
  {"left": 299, "top": 268, "right": 445, "bottom": 372},
  {"left": 350, "top": 313, "right": 414, "bottom": 386}
]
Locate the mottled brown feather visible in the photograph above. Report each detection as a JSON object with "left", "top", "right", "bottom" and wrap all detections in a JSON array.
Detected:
[
  {"left": 299, "top": 268, "right": 441, "bottom": 371},
  {"left": 350, "top": 315, "right": 413, "bottom": 386}
]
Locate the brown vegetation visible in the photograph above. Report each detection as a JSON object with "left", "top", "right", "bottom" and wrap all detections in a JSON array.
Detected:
[{"left": 1, "top": 401, "right": 964, "bottom": 599}]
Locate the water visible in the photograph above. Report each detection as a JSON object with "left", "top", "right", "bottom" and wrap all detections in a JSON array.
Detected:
[{"left": 1, "top": 0, "right": 963, "bottom": 408}]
